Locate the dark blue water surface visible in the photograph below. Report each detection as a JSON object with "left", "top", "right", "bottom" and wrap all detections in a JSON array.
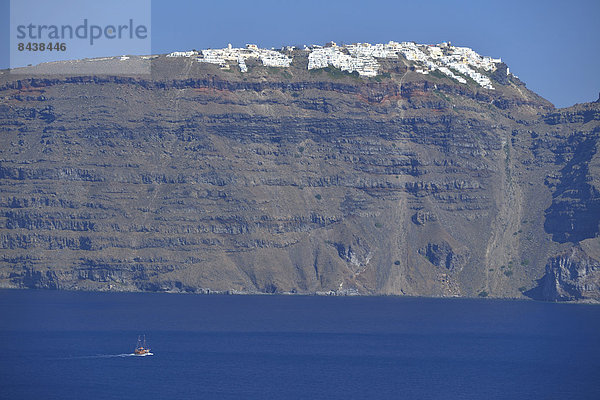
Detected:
[{"left": 0, "top": 290, "right": 599, "bottom": 399}]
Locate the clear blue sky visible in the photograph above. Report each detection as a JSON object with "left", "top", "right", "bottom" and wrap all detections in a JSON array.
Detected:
[{"left": 2, "top": 0, "right": 598, "bottom": 108}]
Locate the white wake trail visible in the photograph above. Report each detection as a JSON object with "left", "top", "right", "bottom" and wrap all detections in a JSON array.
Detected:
[{"left": 56, "top": 353, "right": 154, "bottom": 360}]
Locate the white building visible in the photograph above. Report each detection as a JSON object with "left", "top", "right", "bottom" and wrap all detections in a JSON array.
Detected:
[{"left": 165, "top": 41, "right": 506, "bottom": 89}]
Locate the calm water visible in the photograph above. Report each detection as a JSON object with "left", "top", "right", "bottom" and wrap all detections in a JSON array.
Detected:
[{"left": 0, "top": 290, "right": 599, "bottom": 399}]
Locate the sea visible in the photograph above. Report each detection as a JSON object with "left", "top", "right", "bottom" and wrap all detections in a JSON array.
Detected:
[{"left": 0, "top": 289, "right": 598, "bottom": 400}]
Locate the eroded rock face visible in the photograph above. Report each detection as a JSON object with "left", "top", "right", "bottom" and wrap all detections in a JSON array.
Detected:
[
  {"left": 543, "top": 127, "right": 600, "bottom": 243},
  {"left": 0, "top": 52, "right": 598, "bottom": 300},
  {"left": 21, "top": 268, "right": 60, "bottom": 289},
  {"left": 537, "top": 247, "right": 600, "bottom": 301},
  {"left": 419, "top": 241, "right": 468, "bottom": 272},
  {"left": 412, "top": 210, "right": 437, "bottom": 226}
]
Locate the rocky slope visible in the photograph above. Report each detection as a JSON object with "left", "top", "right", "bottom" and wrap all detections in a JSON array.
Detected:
[{"left": 0, "top": 44, "right": 598, "bottom": 301}]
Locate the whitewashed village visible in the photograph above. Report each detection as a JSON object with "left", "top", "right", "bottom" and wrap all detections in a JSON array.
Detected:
[{"left": 166, "top": 41, "right": 506, "bottom": 90}]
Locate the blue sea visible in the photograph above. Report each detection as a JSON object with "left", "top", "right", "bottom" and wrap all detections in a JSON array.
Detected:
[{"left": 0, "top": 290, "right": 599, "bottom": 399}]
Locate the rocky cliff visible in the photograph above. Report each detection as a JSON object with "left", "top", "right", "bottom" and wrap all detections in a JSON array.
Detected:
[{"left": 0, "top": 45, "right": 598, "bottom": 301}]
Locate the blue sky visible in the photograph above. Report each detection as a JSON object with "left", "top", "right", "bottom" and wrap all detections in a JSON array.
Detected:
[
  {"left": 2, "top": 0, "right": 599, "bottom": 107},
  {"left": 8, "top": 0, "right": 150, "bottom": 70}
]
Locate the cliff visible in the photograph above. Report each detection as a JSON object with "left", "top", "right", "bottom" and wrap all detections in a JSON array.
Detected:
[{"left": 1, "top": 44, "right": 598, "bottom": 301}]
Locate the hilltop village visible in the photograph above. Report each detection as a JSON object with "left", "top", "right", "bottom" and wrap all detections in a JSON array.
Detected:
[{"left": 167, "top": 41, "right": 505, "bottom": 89}]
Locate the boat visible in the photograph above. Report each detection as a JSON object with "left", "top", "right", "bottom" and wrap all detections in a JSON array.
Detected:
[{"left": 134, "top": 335, "right": 151, "bottom": 355}]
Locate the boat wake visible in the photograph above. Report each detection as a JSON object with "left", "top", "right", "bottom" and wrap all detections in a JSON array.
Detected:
[
  {"left": 95, "top": 353, "right": 138, "bottom": 358},
  {"left": 56, "top": 336, "right": 154, "bottom": 359},
  {"left": 57, "top": 353, "right": 154, "bottom": 360},
  {"left": 133, "top": 352, "right": 154, "bottom": 356},
  {"left": 98, "top": 352, "right": 154, "bottom": 358}
]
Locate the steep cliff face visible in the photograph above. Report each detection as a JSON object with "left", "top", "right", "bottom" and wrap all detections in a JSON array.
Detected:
[
  {"left": 0, "top": 50, "right": 598, "bottom": 300},
  {"left": 542, "top": 104, "right": 600, "bottom": 244},
  {"left": 532, "top": 246, "right": 600, "bottom": 301}
]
